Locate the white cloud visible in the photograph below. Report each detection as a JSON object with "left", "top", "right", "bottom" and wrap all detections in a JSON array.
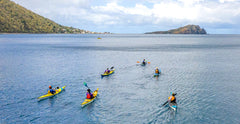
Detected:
[
  {"left": 89, "top": 1, "right": 240, "bottom": 25},
  {"left": 178, "top": 0, "right": 204, "bottom": 5},
  {"left": 152, "top": 2, "right": 198, "bottom": 20},
  {"left": 219, "top": 0, "right": 238, "bottom": 3},
  {"left": 91, "top": 3, "right": 125, "bottom": 14},
  {"left": 124, "top": 4, "right": 152, "bottom": 16}
]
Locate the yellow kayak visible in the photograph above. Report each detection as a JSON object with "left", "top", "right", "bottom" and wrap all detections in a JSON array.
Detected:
[
  {"left": 38, "top": 86, "right": 66, "bottom": 100},
  {"left": 81, "top": 88, "right": 99, "bottom": 107},
  {"left": 101, "top": 69, "right": 115, "bottom": 77}
]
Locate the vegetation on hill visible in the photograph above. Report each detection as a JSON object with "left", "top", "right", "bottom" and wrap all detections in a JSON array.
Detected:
[
  {"left": 0, "top": 0, "right": 104, "bottom": 34},
  {"left": 145, "top": 25, "right": 207, "bottom": 34}
]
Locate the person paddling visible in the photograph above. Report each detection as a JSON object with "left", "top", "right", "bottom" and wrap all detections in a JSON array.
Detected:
[
  {"left": 86, "top": 89, "right": 94, "bottom": 99},
  {"left": 168, "top": 93, "right": 176, "bottom": 103},
  {"left": 48, "top": 86, "right": 56, "bottom": 94},
  {"left": 142, "top": 59, "right": 146, "bottom": 65},
  {"left": 104, "top": 68, "right": 110, "bottom": 74}
]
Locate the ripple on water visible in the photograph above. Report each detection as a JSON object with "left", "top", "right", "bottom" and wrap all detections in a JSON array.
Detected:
[{"left": 1, "top": 34, "right": 240, "bottom": 123}]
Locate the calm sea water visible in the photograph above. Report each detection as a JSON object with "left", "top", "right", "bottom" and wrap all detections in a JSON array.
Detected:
[{"left": 0, "top": 34, "right": 240, "bottom": 123}]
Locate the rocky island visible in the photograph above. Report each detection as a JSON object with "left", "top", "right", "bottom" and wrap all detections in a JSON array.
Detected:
[
  {"left": 0, "top": 0, "right": 109, "bottom": 34},
  {"left": 145, "top": 25, "right": 207, "bottom": 34}
]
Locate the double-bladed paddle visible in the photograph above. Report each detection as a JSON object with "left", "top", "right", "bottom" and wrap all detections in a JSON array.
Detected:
[{"left": 137, "top": 61, "right": 150, "bottom": 64}]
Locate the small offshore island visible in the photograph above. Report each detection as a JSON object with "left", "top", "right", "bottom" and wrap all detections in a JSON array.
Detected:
[
  {"left": 145, "top": 25, "right": 207, "bottom": 34},
  {"left": 0, "top": 0, "right": 109, "bottom": 34}
]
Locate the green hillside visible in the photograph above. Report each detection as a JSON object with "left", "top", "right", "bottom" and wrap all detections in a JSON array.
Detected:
[
  {"left": 0, "top": 0, "right": 96, "bottom": 33},
  {"left": 145, "top": 25, "right": 207, "bottom": 34}
]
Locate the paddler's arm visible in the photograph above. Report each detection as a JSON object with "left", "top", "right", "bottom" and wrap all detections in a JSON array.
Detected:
[{"left": 168, "top": 96, "right": 171, "bottom": 102}]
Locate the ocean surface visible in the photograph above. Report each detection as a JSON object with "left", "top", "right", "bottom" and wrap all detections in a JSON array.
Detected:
[{"left": 0, "top": 34, "right": 240, "bottom": 124}]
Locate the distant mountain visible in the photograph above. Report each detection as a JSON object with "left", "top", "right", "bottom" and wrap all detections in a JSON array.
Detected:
[
  {"left": 145, "top": 25, "right": 207, "bottom": 34},
  {"left": 0, "top": 0, "right": 106, "bottom": 34}
]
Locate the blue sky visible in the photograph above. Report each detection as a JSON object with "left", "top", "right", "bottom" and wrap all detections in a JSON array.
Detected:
[{"left": 12, "top": 0, "right": 240, "bottom": 34}]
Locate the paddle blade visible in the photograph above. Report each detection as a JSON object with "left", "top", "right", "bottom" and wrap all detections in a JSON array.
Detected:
[
  {"left": 148, "top": 62, "right": 151, "bottom": 64},
  {"left": 83, "top": 82, "right": 88, "bottom": 87},
  {"left": 110, "top": 66, "right": 114, "bottom": 69},
  {"left": 137, "top": 61, "right": 140, "bottom": 63}
]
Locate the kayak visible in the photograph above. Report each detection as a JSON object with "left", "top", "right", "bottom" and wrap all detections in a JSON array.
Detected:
[
  {"left": 38, "top": 86, "right": 66, "bottom": 100},
  {"left": 101, "top": 69, "right": 115, "bottom": 77},
  {"left": 141, "top": 63, "right": 146, "bottom": 66},
  {"left": 81, "top": 88, "right": 99, "bottom": 107},
  {"left": 154, "top": 73, "right": 160, "bottom": 77},
  {"left": 169, "top": 102, "right": 177, "bottom": 111}
]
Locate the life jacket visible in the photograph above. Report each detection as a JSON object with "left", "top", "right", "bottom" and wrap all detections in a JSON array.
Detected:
[
  {"left": 155, "top": 69, "right": 159, "bottom": 74},
  {"left": 86, "top": 93, "right": 93, "bottom": 99},
  {"left": 168, "top": 96, "right": 175, "bottom": 102},
  {"left": 105, "top": 70, "right": 109, "bottom": 74},
  {"left": 50, "top": 89, "right": 55, "bottom": 94}
]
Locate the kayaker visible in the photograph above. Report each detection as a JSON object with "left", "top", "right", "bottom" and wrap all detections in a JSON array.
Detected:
[
  {"left": 142, "top": 59, "right": 146, "bottom": 65},
  {"left": 155, "top": 67, "right": 160, "bottom": 74},
  {"left": 56, "top": 87, "right": 59, "bottom": 92},
  {"left": 168, "top": 93, "right": 176, "bottom": 103},
  {"left": 110, "top": 66, "right": 114, "bottom": 71},
  {"left": 86, "top": 89, "right": 94, "bottom": 99},
  {"left": 48, "top": 86, "right": 56, "bottom": 94},
  {"left": 105, "top": 68, "right": 110, "bottom": 74}
]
